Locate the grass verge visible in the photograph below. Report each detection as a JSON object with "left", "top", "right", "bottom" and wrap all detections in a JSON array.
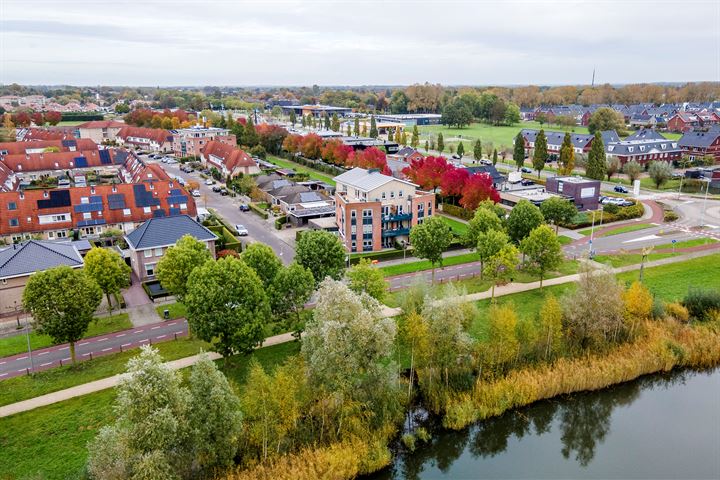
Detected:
[
  {"left": 380, "top": 252, "right": 478, "bottom": 277},
  {"left": 154, "top": 302, "right": 187, "bottom": 320},
  {"left": 266, "top": 155, "right": 336, "bottom": 186},
  {"left": 439, "top": 215, "right": 468, "bottom": 236},
  {"left": 579, "top": 222, "right": 653, "bottom": 237}
]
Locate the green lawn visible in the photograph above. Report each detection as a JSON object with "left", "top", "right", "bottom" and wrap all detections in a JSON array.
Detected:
[
  {"left": 155, "top": 302, "right": 187, "bottom": 320},
  {"left": 0, "top": 313, "right": 132, "bottom": 358},
  {"left": 55, "top": 120, "right": 84, "bottom": 126},
  {"left": 578, "top": 223, "right": 653, "bottom": 237},
  {"left": 380, "top": 252, "right": 478, "bottom": 277},
  {"left": 0, "top": 341, "right": 300, "bottom": 480},
  {"left": 439, "top": 215, "right": 469, "bottom": 236},
  {"left": 653, "top": 237, "right": 718, "bottom": 250},
  {"left": 593, "top": 252, "right": 679, "bottom": 268},
  {"left": 558, "top": 235, "right": 573, "bottom": 245},
  {"left": 266, "top": 155, "right": 337, "bottom": 186}
]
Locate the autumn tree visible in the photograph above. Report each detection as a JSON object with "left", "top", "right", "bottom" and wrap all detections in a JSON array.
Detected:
[
  {"left": 520, "top": 225, "right": 563, "bottom": 288},
  {"left": 623, "top": 281, "right": 653, "bottom": 336},
  {"left": 532, "top": 129, "right": 548, "bottom": 177},
  {"left": 558, "top": 132, "right": 575, "bottom": 175},
  {"left": 45, "top": 111, "right": 62, "bottom": 125},
  {"left": 483, "top": 244, "right": 520, "bottom": 301},
  {"left": 540, "top": 196, "right": 577, "bottom": 233},
  {"left": 538, "top": 294, "right": 563, "bottom": 360},
  {"left": 588, "top": 107, "right": 625, "bottom": 135},
  {"left": 295, "top": 229, "right": 346, "bottom": 284},
  {"left": 440, "top": 166, "right": 469, "bottom": 204},
  {"left": 155, "top": 235, "right": 212, "bottom": 302},
  {"left": 483, "top": 304, "right": 519, "bottom": 374},
  {"left": 585, "top": 132, "right": 607, "bottom": 180},
  {"left": 459, "top": 173, "right": 501, "bottom": 211},
  {"left": 83, "top": 247, "right": 130, "bottom": 315},
  {"left": 506, "top": 199, "right": 545, "bottom": 244},
  {"left": 23, "top": 266, "right": 102, "bottom": 364},
  {"left": 513, "top": 132, "right": 525, "bottom": 171},
  {"left": 402, "top": 155, "right": 448, "bottom": 192},
  {"left": 409, "top": 216, "right": 453, "bottom": 282}
]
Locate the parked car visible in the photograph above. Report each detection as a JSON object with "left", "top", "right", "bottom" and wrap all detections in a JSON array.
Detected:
[
  {"left": 191, "top": 190, "right": 201, "bottom": 197},
  {"left": 671, "top": 172, "right": 683, "bottom": 179},
  {"left": 599, "top": 195, "right": 608, "bottom": 204},
  {"left": 239, "top": 203, "right": 250, "bottom": 212},
  {"left": 480, "top": 159, "right": 492, "bottom": 165},
  {"left": 614, "top": 185, "right": 629, "bottom": 193},
  {"left": 235, "top": 225, "right": 249, "bottom": 236},
  {"left": 205, "top": 179, "right": 215, "bottom": 186},
  {"left": 451, "top": 154, "right": 461, "bottom": 160},
  {"left": 520, "top": 179, "right": 534, "bottom": 186},
  {"left": 521, "top": 167, "right": 532, "bottom": 174},
  {"left": 212, "top": 186, "right": 222, "bottom": 192},
  {"left": 220, "top": 189, "right": 229, "bottom": 196}
]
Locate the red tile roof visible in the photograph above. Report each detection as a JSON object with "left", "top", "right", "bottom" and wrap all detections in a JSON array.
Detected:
[
  {"left": 0, "top": 139, "right": 98, "bottom": 156},
  {"left": 22, "top": 127, "right": 78, "bottom": 141},
  {"left": 76, "top": 120, "right": 125, "bottom": 129},
  {"left": 0, "top": 181, "right": 197, "bottom": 236},
  {"left": 1, "top": 149, "right": 114, "bottom": 172},
  {"left": 117, "top": 126, "right": 173, "bottom": 146},
  {"left": 201, "top": 140, "right": 255, "bottom": 171}
]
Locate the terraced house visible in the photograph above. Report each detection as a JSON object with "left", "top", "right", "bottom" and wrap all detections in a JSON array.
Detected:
[
  {"left": 117, "top": 126, "right": 173, "bottom": 152},
  {"left": 334, "top": 167, "right": 434, "bottom": 252}
]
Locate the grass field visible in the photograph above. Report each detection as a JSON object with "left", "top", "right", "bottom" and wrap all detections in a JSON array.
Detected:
[
  {"left": 578, "top": 222, "right": 653, "bottom": 237},
  {"left": 55, "top": 120, "right": 84, "bottom": 126},
  {"left": 593, "top": 252, "right": 679, "bottom": 268},
  {"left": 558, "top": 235, "right": 573, "bottom": 245},
  {"left": 439, "top": 215, "right": 469, "bottom": 236},
  {"left": 654, "top": 237, "right": 718, "bottom": 250},
  {"left": 0, "top": 313, "right": 132, "bottom": 358},
  {"left": 266, "top": 155, "right": 337, "bottom": 186},
  {"left": 0, "top": 340, "right": 300, "bottom": 480}
]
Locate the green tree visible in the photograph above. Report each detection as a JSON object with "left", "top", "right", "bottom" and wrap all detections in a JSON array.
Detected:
[
  {"left": 483, "top": 304, "right": 519, "bottom": 374},
  {"left": 346, "top": 258, "right": 387, "bottom": 301},
  {"left": 289, "top": 110, "right": 297, "bottom": 125},
  {"left": 476, "top": 229, "right": 509, "bottom": 279},
  {"left": 558, "top": 132, "right": 575, "bottom": 175},
  {"left": 369, "top": 115, "right": 378, "bottom": 138},
  {"left": 87, "top": 346, "right": 192, "bottom": 479},
  {"left": 242, "top": 116, "right": 259, "bottom": 147},
  {"left": 474, "top": 139, "right": 483, "bottom": 161},
  {"left": 538, "top": 294, "right": 563, "bottom": 360},
  {"left": 623, "top": 160, "right": 642, "bottom": 184},
  {"left": 648, "top": 160, "right": 673, "bottom": 189},
  {"left": 241, "top": 242, "right": 282, "bottom": 288},
  {"left": 331, "top": 113, "right": 340, "bottom": 132},
  {"left": 457, "top": 141, "right": 465, "bottom": 157},
  {"left": 354, "top": 117, "right": 360, "bottom": 136},
  {"left": 483, "top": 244, "right": 520, "bottom": 301},
  {"left": 156, "top": 235, "right": 212, "bottom": 301},
  {"left": 188, "top": 354, "right": 242, "bottom": 471},
  {"left": 492, "top": 148, "right": 498, "bottom": 165},
  {"left": 585, "top": 132, "right": 607, "bottom": 180},
  {"left": 323, "top": 113, "right": 331, "bottom": 130},
  {"left": 395, "top": 127, "right": 402, "bottom": 143},
  {"left": 184, "top": 257, "right": 270, "bottom": 360},
  {"left": 269, "top": 262, "right": 315, "bottom": 337},
  {"left": 437, "top": 132, "right": 444, "bottom": 153},
  {"left": 23, "top": 266, "right": 102, "bottom": 364},
  {"left": 540, "top": 196, "right": 577, "bottom": 233},
  {"left": 83, "top": 247, "right": 130, "bottom": 315},
  {"left": 301, "top": 115, "right": 306, "bottom": 127},
  {"left": 466, "top": 206, "right": 504, "bottom": 249},
  {"left": 532, "top": 129, "right": 548, "bottom": 177},
  {"left": 520, "top": 224, "right": 563, "bottom": 288},
  {"left": 441, "top": 98, "right": 473, "bottom": 128},
  {"left": 606, "top": 156, "right": 621, "bottom": 181},
  {"left": 513, "top": 132, "right": 525, "bottom": 171},
  {"left": 401, "top": 131, "right": 408, "bottom": 146},
  {"left": 425, "top": 140, "right": 430, "bottom": 152},
  {"left": 587, "top": 107, "right": 625, "bottom": 135},
  {"left": 295, "top": 229, "right": 346, "bottom": 284},
  {"left": 409, "top": 216, "right": 453, "bottom": 282},
  {"left": 506, "top": 199, "right": 545, "bottom": 244},
  {"left": 346, "top": 124, "right": 352, "bottom": 136},
  {"left": 503, "top": 103, "right": 521, "bottom": 125},
  {"left": 411, "top": 125, "right": 420, "bottom": 148}
]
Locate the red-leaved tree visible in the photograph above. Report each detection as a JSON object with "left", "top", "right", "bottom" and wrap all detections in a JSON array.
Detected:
[
  {"left": 30, "top": 112, "right": 45, "bottom": 126},
  {"left": 402, "top": 155, "right": 448, "bottom": 192},
  {"left": 256, "top": 124, "right": 289, "bottom": 154},
  {"left": 459, "top": 173, "right": 501, "bottom": 210},
  {"left": 282, "top": 134, "right": 303, "bottom": 155},
  {"left": 45, "top": 111, "right": 62, "bottom": 126},
  {"left": 321, "top": 139, "right": 353, "bottom": 165},
  {"left": 300, "top": 133, "right": 323, "bottom": 159},
  {"left": 12, "top": 112, "right": 32, "bottom": 127},
  {"left": 347, "top": 147, "right": 391, "bottom": 174},
  {"left": 440, "top": 166, "right": 469, "bottom": 203}
]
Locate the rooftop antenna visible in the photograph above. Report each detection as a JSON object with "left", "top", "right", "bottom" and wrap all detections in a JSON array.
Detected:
[{"left": 591, "top": 68, "right": 596, "bottom": 87}]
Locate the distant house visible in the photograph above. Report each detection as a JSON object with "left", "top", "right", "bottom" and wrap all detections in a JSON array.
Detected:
[
  {"left": 606, "top": 137, "right": 681, "bottom": 165},
  {"left": 464, "top": 165, "right": 505, "bottom": 188},
  {"left": 629, "top": 114, "right": 660, "bottom": 129},
  {"left": 519, "top": 129, "right": 618, "bottom": 157},
  {"left": 255, "top": 173, "right": 334, "bottom": 225},
  {"left": 76, "top": 120, "right": 125, "bottom": 143},
  {"left": 678, "top": 128, "right": 720, "bottom": 162},
  {"left": 666, "top": 112, "right": 720, "bottom": 133},
  {"left": 0, "top": 240, "right": 83, "bottom": 316},
  {"left": 124, "top": 214, "right": 217, "bottom": 281},
  {"left": 389, "top": 147, "right": 424, "bottom": 164},
  {"left": 200, "top": 141, "right": 260, "bottom": 177},
  {"left": 117, "top": 126, "right": 173, "bottom": 153}
]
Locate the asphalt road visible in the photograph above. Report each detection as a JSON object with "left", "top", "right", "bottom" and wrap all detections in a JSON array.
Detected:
[
  {"left": 0, "top": 320, "right": 188, "bottom": 380},
  {"left": 157, "top": 161, "right": 295, "bottom": 264}
]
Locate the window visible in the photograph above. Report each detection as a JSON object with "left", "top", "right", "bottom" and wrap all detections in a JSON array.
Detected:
[
  {"left": 350, "top": 210, "right": 356, "bottom": 218},
  {"left": 390, "top": 191, "right": 395, "bottom": 198},
  {"left": 154, "top": 247, "right": 163, "bottom": 256},
  {"left": 363, "top": 223, "right": 372, "bottom": 234},
  {"left": 56, "top": 230, "right": 67, "bottom": 238},
  {"left": 399, "top": 190, "right": 403, "bottom": 197},
  {"left": 351, "top": 225, "right": 357, "bottom": 234},
  {"left": 144, "top": 250, "right": 152, "bottom": 258},
  {"left": 381, "top": 191, "right": 386, "bottom": 199},
  {"left": 9, "top": 218, "right": 19, "bottom": 227},
  {"left": 145, "top": 263, "right": 156, "bottom": 277},
  {"left": 143, "top": 207, "right": 151, "bottom": 214},
  {"left": 180, "top": 203, "right": 187, "bottom": 210},
  {"left": 48, "top": 231, "right": 55, "bottom": 239},
  {"left": 123, "top": 208, "right": 131, "bottom": 216},
  {"left": 7, "top": 202, "right": 16, "bottom": 210},
  {"left": 83, "top": 212, "right": 92, "bottom": 220},
  {"left": 362, "top": 209, "right": 372, "bottom": 218}
]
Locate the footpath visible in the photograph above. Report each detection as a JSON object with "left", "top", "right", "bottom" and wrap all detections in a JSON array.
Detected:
[{"left": 2, "top": 247, "right": 718, "bottom": 419}]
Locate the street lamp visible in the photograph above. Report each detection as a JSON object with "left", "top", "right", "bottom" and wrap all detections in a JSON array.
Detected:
[
  {"left": 588, "top": 209, "right": 597, "bottom": 257},
  {"left": 24, "top": 316, "right": 34, "bottom": 373},
  {"left": 699, "top": 178, "right": 711, "bottom": 228}
]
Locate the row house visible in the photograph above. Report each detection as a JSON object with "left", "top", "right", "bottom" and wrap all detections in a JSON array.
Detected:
[
  {"left": 334, "top": 167, "right": 435, "bottom": 252},
  {"left": 117, "top": 126, "right": 173, "bottom": 152},
  {"left": 678, "top": 127, "right": 720, "bottom": 162},
  {"left": 519, "top": 129, "right": 619, "bottom": 156},
  {"left": 77, "top": 120, "right": 126, "bottom": 143},
  {"left": 122, "top": 152, "right": 171, "bottom": 184},
  {"left": 200, "top": 141, "right": 260, "bottom": 178},
  {"left": 18, "top": 127, "right": 78, "bottom": 141},
  {"left": 172, "top": 124, "right": 236, "bottom": 158},
  {"left": 667, "top": 112, "right": 720, "bottom": 133},
  {"left": 1, "top": 149, "right": 122, "bottom": 179},
  {"left": 606, "top": 138, "right": 681, "bottom": 165},
  {"left": 0, "top": 181, "right": 196, "bottom": 244},
  {"left": 0, "top": 138, "right": 98, "bottom": 157}
]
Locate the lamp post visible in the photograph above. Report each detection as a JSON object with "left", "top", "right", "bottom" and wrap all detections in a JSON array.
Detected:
[
  {"left": 699, "top": 178, "right": 711, "bottom": 228},
  {"left": 588, "top": 209, "right": 597, "bottom": 256},
  {"left": 25, "top": 317, "right": 34, "bottom": 373}
]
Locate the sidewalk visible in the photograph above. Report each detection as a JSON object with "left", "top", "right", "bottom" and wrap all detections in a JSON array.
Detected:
[{"left": 569, "top": 200, "right": 664, "bottom": 247}]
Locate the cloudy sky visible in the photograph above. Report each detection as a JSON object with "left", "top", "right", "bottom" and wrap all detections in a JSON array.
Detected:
[{"left": 1, "top": 0, "right": 718, "bottom": 86}]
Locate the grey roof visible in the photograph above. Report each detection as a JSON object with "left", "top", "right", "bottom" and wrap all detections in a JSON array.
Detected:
[
  {"left": 334, "top": 167, "right": 416, "bottom": 191},
  {"left": 125, "top": 214, "right": 217, "bottom": 250},
  {"left": 268, "top": 184, "right": 311, "bottom": 199},
  {"left": 625, "top": 129, "right": 667, "bottom": 141},
  {"left": 464, "top": 165, "right": 505, "bottom": 184},
  {"left": 0, "top": 240, "right": 83, "bottom": 279},
  {"left": 606, "top": 139, "right": 680, "bottom": 156},
  {"left": 678, "top": 128, "right": 720, "bottom": 148},
  {"left": 521, "top": 129, "right": 595, "bottom": 149}
]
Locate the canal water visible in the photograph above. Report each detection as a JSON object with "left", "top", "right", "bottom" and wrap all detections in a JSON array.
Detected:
[{"left": 371, "top": 368, "right": 720, "bottom": 479}]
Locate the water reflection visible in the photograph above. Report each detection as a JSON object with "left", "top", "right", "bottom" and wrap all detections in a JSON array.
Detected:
[{"left": 370, "top": 369, "right": 718, "bottom": 479}]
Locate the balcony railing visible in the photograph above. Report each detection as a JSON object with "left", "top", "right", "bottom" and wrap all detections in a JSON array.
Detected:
[
  {"left": 382, "top": 213, "right": 412, "bottom": 222},
  {"left": 381, "top": 227, "right": 410, "bottom": 238}
]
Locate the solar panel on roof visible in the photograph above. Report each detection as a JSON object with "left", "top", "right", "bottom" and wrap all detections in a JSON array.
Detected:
[
  {"left": 37, "top": 190, "right": 71, "bottom": 209},
  {"left": 62, "top": 140, "right": 77, "bottom": 147},
  {"left": 77, "top": 219, "right": 107, "bottom": 227},
  {"left": 168, "top": 207, "right": 180, "bottom": 216},
  {"left": 108, "top": 194, "right": 126, "bottom": 210},
  {"left": 99, "top": 150, "right": 112, "bottom": 165},
  {"left": 74, "top": 156, "right": 88, "bottom": 168},
  {"left": 152, "top": 209, "right": 166, "bottom": 218},
  {"left": 133, "top": 184, "right": 160, "bottom": 208}
]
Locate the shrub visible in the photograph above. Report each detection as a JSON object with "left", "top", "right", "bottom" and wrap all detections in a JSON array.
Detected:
[
  {"left": 665, "top": 302, "right": 689, "bottom": 323},
  {"left": 651, "top": 297, "right": 665, "bottom": 320},
  {"left": 683, "top": 288, "right": 720, "bottom": 321},
  {"left": 442, "top": 202, "right": 473, "bottom": 220},
  {"left": 274, "top": 215, "right": 288, "bottom": 230},
  {"left": 249, "top": 202, "right": 269, "bottom": 219},
  {"left": 603, "top": 203, "right": 619, "bottom": 214},
  {"left": 664, "top": 210, "right": 679, "bottom": 222},
  {"left": 401, "top": 433, "right": 417, "bottom": 451}
]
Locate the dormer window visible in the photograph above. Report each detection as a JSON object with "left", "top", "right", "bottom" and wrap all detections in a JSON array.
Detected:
[
  {"left": 43, "top": 191, "right": 48, "bottom": 198},
  {"left": 90, "top": 187, "right": 95, "bottom": 194},
  {"left": 112, "top": 186, "right": 117, "bottom": 192}
]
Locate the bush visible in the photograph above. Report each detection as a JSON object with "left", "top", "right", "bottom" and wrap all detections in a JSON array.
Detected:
[
  {"left": 683, "top": 288, "right": 720, "bottom": 321},
  {"left": 401, "top": 433, "right": 416, "bottom": 451},
  {"left": 651, "top": 297, "right": 665, "bottom": 320},
  {"left": 603, "top": 203, "right": 619, "bottom": 214},
  {"left": 441, "top": 203, "right": 473, "bottom": 220},
  {"left": 249, "top": 202, "right": 269, "bottom": 219},
  {"left": 664, "top": 210, "right": 679, "bottom": 222},
  {"left": 665, "top": 302, "right": 689, "bottom": 323},
  {"left": 275, "top": 215, "right": 288, "bottom": 230}
]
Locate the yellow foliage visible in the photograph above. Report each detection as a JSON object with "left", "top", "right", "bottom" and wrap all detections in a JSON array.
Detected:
[
  {"left": 623, "top": 281, "right": 653, "bottom": 323},
  {"left": 665, "top": 302, "right": 689, "bottom": 323}
]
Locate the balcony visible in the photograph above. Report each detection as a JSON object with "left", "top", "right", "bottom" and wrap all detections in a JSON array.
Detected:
[
  {"left": 382, "top": 213, "right": 412, "bottom": 223},
  {"left": 381, "top": 227, "right": 410, "bottom": 238}
]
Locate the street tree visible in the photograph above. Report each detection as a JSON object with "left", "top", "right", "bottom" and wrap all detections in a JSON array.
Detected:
[
  {"left": 331, "top": 113, "right": 340, "bottom": 132},
  {"left": 354, "top": 117, "right": 360, "bottom": 136},
  {"left": 648, "top": 160, "right": 673, "bottom": 189},
  {"left": 520, "top": 224, "right": 563, "bottom": 288},
  {"left": 289, "top": 110, "right": 296, "bottom": 125},
  {"left": 23, "top": 266, "right": 102, "bottom": 364},
  {"left": 409, "top": 216, "right": 453, "bottom": 282},
  {"left": 623, "top": 160, "right": 642, "bottom": 184},
  {"left": 474, "top": 139, "right": 483, "bottom": 161},
  {"left": 483, "top": 244, "right": 520, "bottom": 301},
  {"left": 532, "top": 129, "right": 548, "bottom": 177},
  {"left": 585, "top": 132, "right": 607, "bottom": 180},
  {"left": 369, "top": 115, "right": 378, "bottom": 138},
  {"left": 513, "top": 132, "right": 525, "bottom": 171},
  {"left": 437, "top": 132, "right": 444, "bottom": 153},
  {"left": 87, "top": 346, "right": 192, "bottom": 479},
  {"left": 457, "top": 141, "right": 465, "bottom": 157},
  {"left": 424, "top": 140, "right": 430, "bottom": 151},
  {"left": 296, "top": 229, "right": 346, "bottom": 284},
  {"left": 84, "top": 247, "right": 130, "bottom": 315},
  {"left": 506, "top": 199, "right": 545, "bottom": 244},
  {"left": 241, "top": 242, "right": 282, "bottom": 288},
  {"left": 606, "top": 156, "right": 621, "bottom": 181},
  {"left": 184, "top": 257, "right": 270, "bottom": 360},
  {"left": 346, "top": 258, "right": 388, "bottom": 301},
  {"left": 156, "top": 235, "right": 212, "bottom": 301},
  {"left": 558, "top": 132, "right": 575, "bottom": 175},
  {"left": 269, "top": 262, "right": 315, "bottom": 337},
  {"left": 466, "top": 203, "right": 505, "bottom": 248},
  {"left": 492, "top": 148, "right": 498, "bottom": 165},
  {"left": 411, "top": 125, "right": 419, "bottom": 148},
  {"left": 476, "top": 229, "right": 509, "bottom": 279},
  {"left": 540, "top": 196, "right": 577, "bottom": 233}
]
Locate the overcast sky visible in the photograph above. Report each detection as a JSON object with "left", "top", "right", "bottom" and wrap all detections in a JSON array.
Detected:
[{"left": 1, "top": 0, "right": 718, "bottom": 86}]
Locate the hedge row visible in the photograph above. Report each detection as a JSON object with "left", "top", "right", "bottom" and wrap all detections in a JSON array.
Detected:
[
  {"left": 275, "top": 215, "right": 288, "bottom": 230},
  {"left": 562, "top": 201, "right": 644, "bottom": 229},
  {"left": 249, "top": 202, "right": 269, "bottom": 220},
  {"left": 60, "top": 113, "right": 104, "bottom": 121},
  {"left": 441, "top": 203, "right": 473, "bottom": 220}
]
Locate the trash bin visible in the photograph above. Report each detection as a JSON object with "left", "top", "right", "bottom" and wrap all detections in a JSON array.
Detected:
[{"left": 163, "top": 309, "right": 169, "bottom": 320}]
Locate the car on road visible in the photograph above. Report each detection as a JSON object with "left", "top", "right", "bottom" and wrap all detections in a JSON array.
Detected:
[
  {"left": 219, "top": 189, "right": 229, "bottom": 196},
  {"left": 521, "top": 167, "right": 532, "bottom": 174},
  {"left": 451, "top": 154, "right": 461, "bottom": 160},
  {"left": 191, "top": 190, "right": 201, "bottom": 197},
  {"left": 480, "top": 159, "right": 492, "bottom": 165},
  {"left": 520, "top": 179, "right": 534, "bottom": 186},
  {"left": 205, "top": 179, "right": 216, "bottom": 186},
  {"left": 671, "top": 171, "right": 683, "bottom": 179},
  {"left": 239, "top": 203, "right": 250, "bottom": 212},
  {"left": 235, "top": 225, "right": 249, "bottom": 236},
  {"left": 614, "top": 185, "right": 629, "bottom": 193},
  {"left": 212, "top": 185, "right": 222, "bottom": 192}
]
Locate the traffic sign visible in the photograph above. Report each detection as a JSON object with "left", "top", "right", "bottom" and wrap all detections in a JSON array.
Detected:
[{"left": 672, "top": 239, "right": 677, "bottom": 244}]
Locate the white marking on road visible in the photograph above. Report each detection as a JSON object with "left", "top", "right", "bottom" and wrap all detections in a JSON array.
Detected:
[
  {"left": 60, "top": 347, "right": 69, "bottom": 350},
  {"left": 83, "top": 353, "right": 91, "bottom": 357},
  {"left": 0, "top": 361, "right": 5, "bottom": 365},
  {"left": 101, "top": 348, "right": 112, "bottom": 352},
  {"left": 156, "top": 335, "right": 166, "bottom": 339},
  {"left": 62, "top": 358, "right": 70, "bottom": 362},
  {"left": 37, "top": 351, "right": 48, "bottom": 356},
  {"left": 79, "top": 342, "right": 89, "bottom": 346},
  {"left": 167, "top": 322, "right": 177, "bottom": 326},
  {"left": 134, "top": 330, "right": 144, "bottom": 333},
  {"left": 151, "top": 326, "right": 161, "bottom": 330},
  {"left": 97, "top": 337, "right": 108, "bottom": 342},
  {"left": 0, "top": 373, "right": 7, "bottom": 377},
  {"left": 121, "top": 343, "right": 131, "bottom": 348},
  {"left": 173, "top": 331, "right": 184, "bottom": 335},
  {"left": 16, "top": 356, "right": 27, "bottom": 361},
  {"left": 139, "top": 338, "right": 149, "bottom": 343},
  {"left": 623, "top": 234, "right": 660, "bottom": 243},
  {"left": 17, "top": 369, "right": 26, "bottom": 373},
  {"left": 40, "top": 362, "right": 52, "bottom": 367},
  {"left": 116, "top": 333, "right": 126, "bottom": 338}
]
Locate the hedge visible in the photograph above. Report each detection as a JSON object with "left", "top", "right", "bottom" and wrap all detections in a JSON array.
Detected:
[
  {"left": 441, "top": 203, "right": 473, "bottom": 220},
  {"left": 275, "top": 215, "right": 288, "bottom": 230},
  {"left": 249, "top": 202, "right": 269, "bottom": 219},
  {"left": 561, "top": 201, "right": 644, "bottom": 229},
  {"left": 206, "top": 225, "right": 242, "bottom": 253},
  {"left": 60, "top": 113, "right": 104, "bottom": 121},
  {"left": 281, "top": 153, "right": 346, "bottom": 176}
]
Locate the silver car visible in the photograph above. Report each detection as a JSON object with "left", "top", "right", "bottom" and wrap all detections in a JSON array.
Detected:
[{"left": 235, "top": 225, "right": 249, "bottom": 236}]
